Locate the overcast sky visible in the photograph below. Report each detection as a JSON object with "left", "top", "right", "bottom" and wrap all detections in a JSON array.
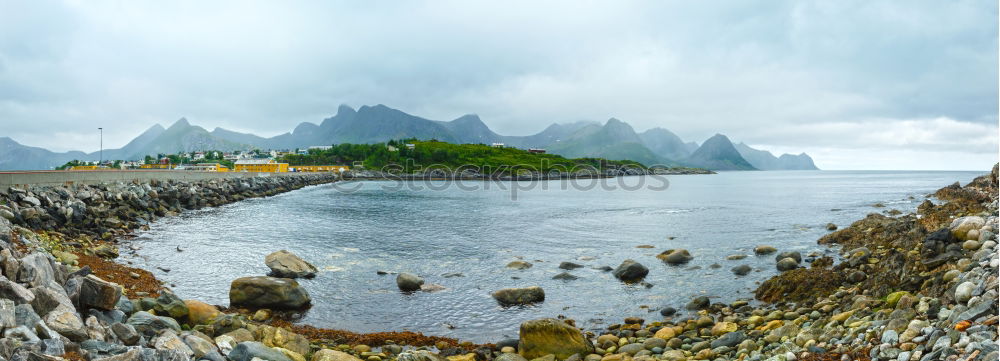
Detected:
[{"left": 1, "top": 1, "right": 997, "bottom": 170}]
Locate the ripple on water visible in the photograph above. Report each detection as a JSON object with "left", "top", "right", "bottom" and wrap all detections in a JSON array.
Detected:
[{"left": 126, "top": 171, "right": 981, "bottom": 343}]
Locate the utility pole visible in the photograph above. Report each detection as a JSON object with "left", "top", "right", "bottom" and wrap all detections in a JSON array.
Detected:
[{"left": 98, "top": 127, "right": 103, "bottom": 166}]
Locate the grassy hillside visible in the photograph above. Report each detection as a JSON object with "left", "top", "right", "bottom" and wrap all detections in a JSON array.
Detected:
[{"left": 279, "top": 140, "right": 648, "bottom": 174}]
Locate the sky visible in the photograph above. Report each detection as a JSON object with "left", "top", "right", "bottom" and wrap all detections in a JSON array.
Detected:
[{"left": 0, "top": 1, "right": 997, "bottom": 170}]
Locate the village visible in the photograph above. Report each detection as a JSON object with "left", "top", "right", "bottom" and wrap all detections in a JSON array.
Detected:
[{"left": 61, "top": 146, "right": 352, "bottom": 173}]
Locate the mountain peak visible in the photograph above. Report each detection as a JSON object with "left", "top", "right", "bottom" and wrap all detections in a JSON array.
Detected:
[
  {"left": 685, "top": 133, "right": 756, "bottom": 170},
  {"left": 337, "top": 104, "right": 356, "bottom": 116},
  {"left": 169, "top": 118, "right": 190, "bottom": 129},
  {"left": 451, "top": 114, "right": 483, "bottom": 124},
  {"left": 144, "top": 124, "right": 166, "bottom": 133}
]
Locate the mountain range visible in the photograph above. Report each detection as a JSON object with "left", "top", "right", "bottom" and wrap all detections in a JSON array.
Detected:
[{"left": 0, "top": 104, "right": 817, "bottom": 171}]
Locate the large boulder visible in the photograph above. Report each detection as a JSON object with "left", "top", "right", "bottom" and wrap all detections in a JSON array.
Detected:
[
  {"left": 153, "top": 291, "right": 189, "bottom": 319},
  {"left": 17, "top": 253, "right": 57, "bottom": 288},
  {"left": 950, "top": 216, "right": 985, "bottom": 241},
  {"left": 44, "top": 305, "right": 87, "bottom": 341},
  {"left": 265, "top": 250, "right": 318, "bottom": 279},
  {"left": 517, "top": 318, "right": 594, "bottom": 359},
  {"left": 776, "top": 257, "right": 799, "bottom": 272},
  {"left": 185, "top": 300, "right": 221, "bottom": 325},
  {"left": 611, "top": 260, "right": 648, "bottom": 282},
  {"left": 153, "top": 330, "right": 195, "bottom": 358},
  {"left": 0, "top": 276, "right": 35, "bottom": 304},
  {"left": 657, "top": 249, "right": 693, "bottom": 265},
  {"left": 79, "top": 275, "right": 123, "bottom": 311},
  {"left": 492, "top": 287, "right": 545, "bottom": 306},
  {"left": 30, "top": 286, "right": 73, "bottom": 317},
  {"left": 228, "top": 341, "right": 293, "bottom": 361},
  {"left": 396, "top": 273, "right": 424, "bottom": 292},
  {"left": 256, "top": 325, "right": 311, "bottom": 356},
  {"left": 126, "top": 311, "right": 181, "bottom": 337},
  {"left": 229, "top": 276, "right": 311, "bottom": 309}
]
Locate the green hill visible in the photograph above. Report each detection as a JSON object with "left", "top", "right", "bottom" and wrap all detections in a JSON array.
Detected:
[{"left": 280, "top": 140, "right": 648, "bottom": 175}]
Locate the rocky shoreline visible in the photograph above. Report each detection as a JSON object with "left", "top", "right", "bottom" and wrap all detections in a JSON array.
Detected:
[{"left": 0, "top": 167, "right": 995, "bottom": 361}]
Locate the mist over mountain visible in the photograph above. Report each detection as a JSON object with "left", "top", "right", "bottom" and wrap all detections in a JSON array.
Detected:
[
  {"left": 639, "top": 128, "right": 695, "bottom": 161},
  {"left": 735, "top": 142, "right": 819, "bottom": 170},
  {"left": 0, "top": 104, "right": 817, "bottom": 171}
]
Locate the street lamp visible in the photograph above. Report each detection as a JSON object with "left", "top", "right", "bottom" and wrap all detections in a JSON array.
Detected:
[{"left": 98, "top": 127, "right": 103, "bottom": 166}]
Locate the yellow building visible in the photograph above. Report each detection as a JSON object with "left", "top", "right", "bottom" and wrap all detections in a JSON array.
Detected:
[
  {"left": 187, "top": 163, "right": 230, "bottom": 172},
  {"left": 68, "top": 165, "right": 98, "bottom": 170},
  {"left": 140, "top": 164, "right": 174, "bottom": 169},
  {"left": 234, "top": 159, "right": 289, "bottom": 173},
  {"left": 292, "top": 165, "right": 350, "bottom": 173}
]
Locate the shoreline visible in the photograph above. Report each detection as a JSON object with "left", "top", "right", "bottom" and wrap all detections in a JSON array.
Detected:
[{"left": 0, "top": 167, "right": 996, "bottom": 361}]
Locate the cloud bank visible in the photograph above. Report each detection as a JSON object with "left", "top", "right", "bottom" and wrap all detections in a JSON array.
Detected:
[{"left": 0, "top": 1, "right": 996, "bottom": 170}]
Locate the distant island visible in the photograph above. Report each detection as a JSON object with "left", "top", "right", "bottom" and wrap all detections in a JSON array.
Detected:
[
  {"left": 0, "top": 104, "right": 818, "bottom": 171},
  {"left": 279, "top": 139, "right": 713, "bottom": 178}
]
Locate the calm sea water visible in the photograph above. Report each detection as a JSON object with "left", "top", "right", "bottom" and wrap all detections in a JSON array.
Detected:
[{"left": 123, "top": 170, "right": 981, "bottom": 342}]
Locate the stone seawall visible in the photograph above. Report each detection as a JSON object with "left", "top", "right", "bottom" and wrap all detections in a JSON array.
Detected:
[
  {"left": 0, "top": 170, "right": 316, "bottom": 189},
  {"left": 0, "top": 172, "right": 339, "bottom": 240}
]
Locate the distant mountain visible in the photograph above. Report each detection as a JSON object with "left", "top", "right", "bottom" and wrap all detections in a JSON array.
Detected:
[
  {"left": 547, "top": 118, "right": 672, "bottom": 166},
  {"left": 438, "top": 114, "right": 504, "bottom": 144},
  {"left": 639, "top": 128, "right": 694, "bottom": 161},
  {"left": 734, "top": 142, "right": 819, "bottom": 170},
  {"left": 124, "top": 118, "right": 247, "bottom": 158},
  {"left": 0, "top": 137, "right": 87, "bottom": 170},
  {"left": 500, "top": 121, "right": 597, "bottom": 149},
  {"left": 0, "top": 104, "right": 818, "bottom": 171},
  {"left": 685, "top": 134, "right": 757, "bottom": 170}
]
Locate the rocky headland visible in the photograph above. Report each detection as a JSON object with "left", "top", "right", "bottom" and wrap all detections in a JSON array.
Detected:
[{"left": 0, "top": 166, "right": 995, "bottom": 361}]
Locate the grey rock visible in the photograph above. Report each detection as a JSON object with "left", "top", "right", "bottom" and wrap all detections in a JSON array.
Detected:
[
  {"left": 558, "top": 262, "right": 583, "bottom": 270},
  {"left": 491, "top": 286, "right": 545, "bottom": 306},
  {"left": 39, "top": 339, "right": 63, "bottom": 356},
  {"left": 79, "top": 275, "right": 123, "bottom": 311},
  {"left": 685, "top": 296, "right": 710, "bottom": 310},
  {"left": 3, "top": 325, "right": 40, "bottom": 344},
  {"left": 731, "top": 264, "right": 752, "bottom": 276},
  {"left": 711, "top": 331, "right": 746, "bottom": 348},
  {"left": 954, "top": 282, "right": 976, "bottom": 304},
  {"left": 774, "top": 251, "right": 802, "bottom": 263},
  {"left": 43, "top": 305, "right": 86, "bottom": 341},
  {"left": 395, "top": 273, "right": 424, "bottom": 292},
  {"left": 618, "top": 344, "right": 643, "bottom": 355},
  {"left": 551, "top": 272, "right": 578, "bottom": 281},
  {"left": 264, "top": 250, "right": 318, "bottom": 279},
  {"left": 228, "top": 276, "right": 311, "bottom": 309},
  {"left": 227, "top": 341, "right": 292, "bottom": 361},
  {"left": 111, "top": 322, "right": 140, "bottom": 345},
  {"left": 29, "top": 286, "right": 72, "bottom": 317},
  {"left": 17, "top": 253, "right": 56, "bottom": 289},
  {"left": 0, "top": 299, "right": 15, "bottom": 329},
  {"left": 495, "top": 354, "right": 528, "bottom": 361},
  {"left": 0, "top": 276, "right": 36, "bottom": 304},
  {"left": 612, "top": 259, "right": 649, "bottom": 282},
  {"left": 776, "top": 257, "right": 799, "bottom": 271},
  {"left": 151, "top": 292, "right": 188, "bottom": 319},
  {"left": 152, "top": 331, "right": 194, "bottom": 358},
  {"left": 882, "top": 330, "right": 899, "bottom": 344},
  {"left": 125, "top": 311, "right": 181, "bottom": 337},
  {"left": 657, "top": 250, "right": 693, "bottom": 265}
]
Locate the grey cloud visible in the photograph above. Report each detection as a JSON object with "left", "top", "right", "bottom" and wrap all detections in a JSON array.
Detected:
[{"left": 0, "top": 0, "right": 996, "bottom": 170}]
